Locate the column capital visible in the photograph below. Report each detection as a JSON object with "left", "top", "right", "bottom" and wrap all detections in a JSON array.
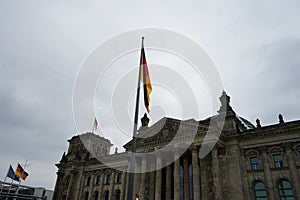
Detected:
[
  {"left": 282, "top": 142, "right": 292, "bottom": 150},
  {"left": 258, "top": 145, "right": 267, "bottom": 153},
  {"left": 190, "top": 144, "right": 199, "bottom": 152}
]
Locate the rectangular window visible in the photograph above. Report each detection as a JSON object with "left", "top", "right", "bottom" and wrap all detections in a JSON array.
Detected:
[
  {"left": 106, "top": 174, "right": 111, "bottom": 184},
  {"left": 117, "top": 173, "right": 122, "bottom": 184},
  {"left": 87, "top": 176, "right": 91, "bottom": 186},
  {"left": 96, "top": 175, "right": 101, "bottom": 185},
  {"left": 250, "top": 156, "right": 259, "bottom": 170},
  {"left": 273, "top": 154, "right": 283, "bottom": 168}
]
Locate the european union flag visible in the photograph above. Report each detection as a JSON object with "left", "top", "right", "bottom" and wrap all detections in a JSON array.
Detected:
[{"left": 6, "top": 165, "right": 20, "bottom": 182}]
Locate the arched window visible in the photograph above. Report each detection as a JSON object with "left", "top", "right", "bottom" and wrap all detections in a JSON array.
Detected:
[
  {"left": 253, "top": 181, "right": 267, "bottom": 200},
  {"left": 106, "top": 174, "right": 111, "bottom": 184},
  {"left": 94, "top": 191, "right": 99, "bottom": 200},
  {"left": 104, "top": 190, "right": 109, "bottom": 200},
  {"left": 115, "top": 189, "right": 121, "bottom": 200},
  {"left": 278, "top": 180, "right": 294, "bottom": 199},
  {"left": 84, "top": 191, "right": 89, "bottom": 200}
]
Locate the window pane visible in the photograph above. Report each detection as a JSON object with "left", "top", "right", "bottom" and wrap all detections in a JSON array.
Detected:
[
  {"left": 286, "top": 197, "right": 295, "bottom": 200},
  {"left": 274, "top": 154, "right": 282, "bottom": 161},
  {"left": 255, "top": 182, "right": 265, "bottom": 190},
  {"left": 278, "top": 180, "right": 294, "bottom": 199},
  {"left": 273, "top": 154, "right": 283, "bottom": 168},
  {"left": 253, "top": 181, "right": 267, "bottom": 199},
  {"left": 284, "top": 189, "right": 293, "bottom": 196},
  {"left": 250, "top": 156, "right": 259, "bottom": 170},
  {"left": 282, "top": 180, "right": 292, "bottom": 188},
  {"left": 250, "top": 157, "right": 258, "bottom": 163},
  {"left": 256, "top": 190, "right": 267, "bottom": 197}
]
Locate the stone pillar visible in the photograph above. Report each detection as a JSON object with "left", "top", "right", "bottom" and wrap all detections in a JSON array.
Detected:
[
  {"left": 99, "top": 173, "right": 105, "bottom": 199},
  {"left": 240, "top": 150, "right": 251, "bottom": 200},
  {"left": 77, "top": 168, "right": 86, "bottom": 200},
  {"left": 192, "top": 147, "right": 200, "bottom": 200},
  {"left": 155, "top": 155, "right": 162, "bottom": 200},
  {"left": 285, "top": 143, "right": 300, "bottom": 199},
  {"left": 260, "top": 146, "right": 275, "bottom": 200},
  {"left": 88, "top": 174, "right": 95, "bottom": 200},
  {"left": 166, "top": 164, "right": 171, "bottom": 200},
  {"left": 183, "top": 157, "right": 190, "bottom": 200},
  {"left": 66, "top": 172, "right": 74, "bottom": 199},
  {"left": 133, "top": 160, "right": 141, "bottom": 198},
  {"left": 174, "top": 153, "right": 180, "bottom": 200},
  {"left": 149, "top": 160, "right": 156, "bottom": 200},
  {"left": 121, "top": 171, "right": 127, "bottom": 200},
  {"left": 212, "top": 148, "right": 222, "bottom": 200},
  {"left": 200, "top": 157, "right": 208, "bottom": 200},
  {"left": 109, "top": 171, "right": 115, "bottom": 200},
  {"left": 140, "top": 157, "right": 147, "bottom": 199},
  {"left": 53, "top": 171, "right": 64, "bottom": 200},
  {"left": 124, "top": 169, "right": 130, "bottom": 200}
]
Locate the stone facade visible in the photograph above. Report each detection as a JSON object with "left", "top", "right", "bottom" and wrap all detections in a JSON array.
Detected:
[{"left": 53, "top": 92, "right": 300, "bottom": 200}]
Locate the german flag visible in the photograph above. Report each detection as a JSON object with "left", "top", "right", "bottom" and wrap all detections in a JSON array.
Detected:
[
  {"left": 15, "top": 163, "right": 29, "bottom": 180},
  {"left": 140, "top": 42, "right": 152, "bottom": 113},
  {"left": 93, "top": 118, "right": 98, "bottom": 131}
]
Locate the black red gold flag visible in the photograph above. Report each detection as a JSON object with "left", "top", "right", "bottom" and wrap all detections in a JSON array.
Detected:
[{"left": 140, "top": 45, "right": 152, "bottom": 113}]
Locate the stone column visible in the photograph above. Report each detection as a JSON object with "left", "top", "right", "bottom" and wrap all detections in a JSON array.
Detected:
[
  {"left": 174, "top": 153, "right": 180, "bottom": 200},
  {"left": 88, "top": 174, "right": 95, "bottom": 199},
  {"left": 260, "top": 146, "right": 275, "bottom": 200},
  {"left": 133, "top": 159, "right": 141, "bottom": 198},
  {"left": 66, "top": 172, "right": 74, "bottom": 199},
  {"left": 155, "top": 155, "right": 162, "bottom": 200},
  {"left": 212, "top": 148, "right": 222, "bottom": 200},
  {"left": 140, "top": 157, "right": 147, "bottom": 199},
  {"left": 53, "top": 171, "right": 64, "bottom": 200},
  {"left": 166, "top": 164, "right": 171, "bottom": 200},
  {"left": 200, "top": 157, "right": 208, "bottom": 200},
  {"left": 149, "top": 160, "right": 156, "bottom": 200},
  {"left": 99, "top": 173, "right": 105, "bottom": 199},
  {"left": 121, "top": 171, "right": 127, "bottom": 200},
  {"left": 192, "top": 147, "right": 200, "bottom": 200},
  {"left": 183, "top": 157, "right": 190, "bottom": 200},
  {"left": 240, "top": 150, "right": 251, "bottom": 200},
  {"left": 124, "top": 169, "right": 130, "bottom": 200},
  {"left": 284, "top": 143, "right": 300, "bottom": 199},
  {"left": 109, "top": 171, "right": 115, "bottom": 200},
  {"left": 77, "top": 168, "right": 86, "bottom": 200}
]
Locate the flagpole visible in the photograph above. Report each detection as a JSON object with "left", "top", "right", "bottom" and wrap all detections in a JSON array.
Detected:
[{"left": 127, "top": 37, "right": 144, "bottom": 200}]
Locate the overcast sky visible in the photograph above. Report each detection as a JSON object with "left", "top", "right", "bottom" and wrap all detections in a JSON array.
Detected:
[{"left": 1, "top": 0, "right": 300, "bottom": 190}]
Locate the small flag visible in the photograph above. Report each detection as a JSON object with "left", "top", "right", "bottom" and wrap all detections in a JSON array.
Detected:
[
  {"left": 6, "top": 165, "right": 20, "bottom": 182},
  {"left": 140, "top": 42, "right": 152, "bottom": 113},
  {"left": 93, "top": 118, "right": 98, "bottom": 131},
  {"left": 15, "top": 163, "right": 29, "bottom": 180}
]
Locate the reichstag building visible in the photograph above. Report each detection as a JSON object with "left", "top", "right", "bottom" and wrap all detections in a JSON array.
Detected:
[{"left": 53, "top": 91, "right": 300, "bottom": 200}]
